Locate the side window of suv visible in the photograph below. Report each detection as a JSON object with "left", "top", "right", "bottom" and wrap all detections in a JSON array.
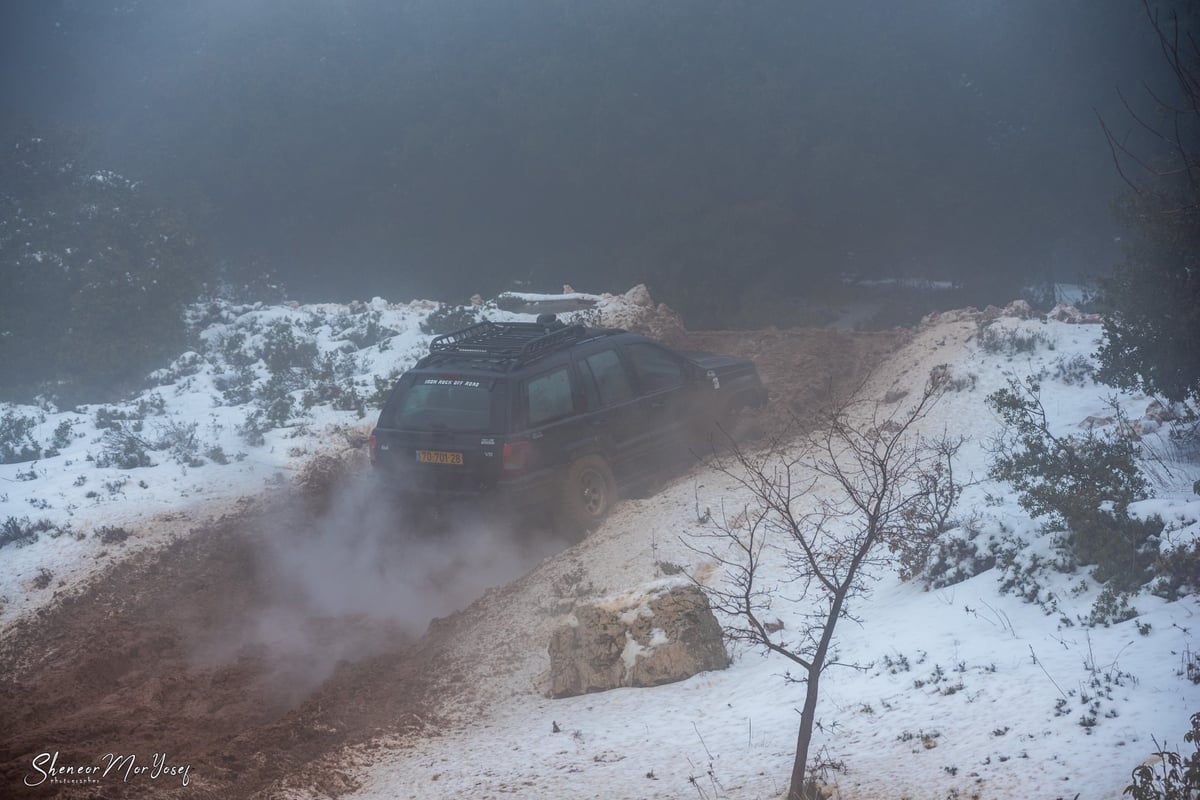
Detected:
[
  {"left": 525, "top": 366, "right": 575, "bottom": 427},
  {"left": 624, "top": 343, "right": 684, "bottom": 393},
  {"left": 579, "top": 349, "right": 635, "bottom": 408}
]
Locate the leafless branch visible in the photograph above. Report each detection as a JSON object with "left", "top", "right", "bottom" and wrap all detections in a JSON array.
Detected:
[{"left": 1099, "top": 1, "right": 1200, "bottom": 214}]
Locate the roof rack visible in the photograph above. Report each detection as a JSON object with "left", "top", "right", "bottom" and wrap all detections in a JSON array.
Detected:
[{"left": 427, "top": 320, "right": 593, "bottom": 365}]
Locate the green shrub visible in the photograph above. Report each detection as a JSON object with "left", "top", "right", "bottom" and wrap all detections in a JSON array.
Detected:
[
  {"left": 137, "top": 394, "right": 167, "bottom": 416},
  {"left": 49, "top": 419, "right": 76, "bottom": 451},
  {"left": 1070, "top": 509, "right": 1163, "bottom": 588},
  {"left": 96, "top": 429, "right": 155, "bottom": 469},
  {"left": 259, "top": 393, "right": 295, "bottom": 428},
  {"left": 237, "top": 409, "right": 268, "bottom": 446},
  {"left": 1083, "top": 586, "right": 1139, "bottom": 627},
  {"left": 987, "top": 377, "right": 1157, "bottom": 589},
  {"left": 215, "top": 365, "right": 257, "bottom": 405},
  {"left": 217, "top": 331, "right": 256, "bottom": 368},
  {"left": 420, "top": 304, "right": 481, "bottom": 335},
  {"left": 992, "top": 531, "right": 1074, "bottom": 613},
  {"left": 257, "top": 321, "right": 319, "bottom": 376},
  {"left": 1154, "top": 541, "right": 1200, "bottom": 599},
  {"left": 95, "top": 525, "right": 131, "bottom": 545},
  {"left": 148, "top": 351, "right": 207, "bottom": 386},
  {"left": 300, "top": 352, "right": 365, "bottom": 416},
  {"left": 154, "top": 419, "right": 200, "bottom": 465},
  {"left": 333, "top": 309, "right": 398, "bottom": 348},
  {"left": 1052, "top": 353, "right": 1097, "bottom": 386},
  {"left": 366, "top": 372, "right": 401, "bottom": 408},
  {"left": 94, "top": 406, "right": 145, "bottom": 431},
  {"left": 891, "top": 433, "right": 969, "bottom": 581},
  {"left": 205, "top": 445, "right": 229, "bottom": 465},
  {"left": 0, "top": 409, "right": 43, "bottom": 464},
  {"left": 922, "top": 525, "right": 997, "bottom": 589},
  {"left": 0, "top": 516, "right": 55, "bottom": 548},
  {"left": 1125, "top": 712, "right": 1200, "bottom": 800},
  {"left": 978, "top": 323, "right": 1051, "bottom": 356},
  {"left": 943, "top": 370, "right": 978, "bottom": 393}
]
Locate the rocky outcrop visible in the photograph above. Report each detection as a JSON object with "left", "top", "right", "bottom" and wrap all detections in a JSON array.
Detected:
[
  {"left": 1046, "top": 303, "right": 1102, "bottom": 324},
  {"left": 596, "top": 284, "right": 686, "bottom": 343},
  {"left": 488, "top": 283, "right": 686, "bottom": 342},
  {"left": 545, "top": 580, "right": 727, "bottom": 699}
]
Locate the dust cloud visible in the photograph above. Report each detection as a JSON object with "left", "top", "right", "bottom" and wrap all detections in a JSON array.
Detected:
[{"left": 188, "top": 472, "right": 568, "bottom": 708}]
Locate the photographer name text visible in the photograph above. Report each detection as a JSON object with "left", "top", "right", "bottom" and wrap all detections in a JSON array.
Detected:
[{"left": 24, "top": 751, "right": 192, "bottom": 787}]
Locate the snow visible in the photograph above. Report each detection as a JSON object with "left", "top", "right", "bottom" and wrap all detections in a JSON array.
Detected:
[
  {"left": 3, "top": 290, "right": 1199, "bottom": 799},
  {"left": 499, "top": 290, "right": 602, "bottom": 303}
]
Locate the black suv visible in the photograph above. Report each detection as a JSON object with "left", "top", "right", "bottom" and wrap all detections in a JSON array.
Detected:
[{"left": 369, "top": 317, "right": 767, "bottom": 530}]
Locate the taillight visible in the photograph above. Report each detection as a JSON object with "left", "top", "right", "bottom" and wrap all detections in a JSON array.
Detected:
[
  {"left": 502, "top": 440, "right": 530, "bottom": 472},
  {"left": 368, "top": 433, "right": 378, "bottom": 466}
]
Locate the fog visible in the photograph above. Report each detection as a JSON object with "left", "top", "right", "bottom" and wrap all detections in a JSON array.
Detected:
[{"left": 0, "top": 0, "right": 1179, "bottom": 325}]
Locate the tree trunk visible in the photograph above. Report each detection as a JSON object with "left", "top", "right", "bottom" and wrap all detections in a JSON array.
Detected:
[
  {"left": 788, "top": 664, "right": 823, "bottom": 800},
  {"left": 789, "top": 579, "right": 857, "bottom": 800}
]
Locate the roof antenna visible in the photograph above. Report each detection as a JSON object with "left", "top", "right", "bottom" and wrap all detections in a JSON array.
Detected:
[{"left": 536, "top": 313, "right": 564, "bottom": 329}]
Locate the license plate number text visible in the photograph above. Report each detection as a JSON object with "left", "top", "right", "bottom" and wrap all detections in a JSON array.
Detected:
[{"left": 417, "top": 450, "right": 463, "bottom": 465}]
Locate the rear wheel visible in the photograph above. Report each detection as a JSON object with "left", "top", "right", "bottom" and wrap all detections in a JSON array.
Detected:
[{"left": 557, "top": 455, "right": 617, "bottom": 534}]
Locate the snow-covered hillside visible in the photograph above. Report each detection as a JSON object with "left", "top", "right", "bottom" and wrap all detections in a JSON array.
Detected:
[
  {"left": 343, "top": 305, "right": 1200, "bottom": 800},
  {"left": 0, "top": 286, "right": 671, "bottom": 628},
  {"left": 1, "top": 291, "right": 1198, "bottom": 799}
]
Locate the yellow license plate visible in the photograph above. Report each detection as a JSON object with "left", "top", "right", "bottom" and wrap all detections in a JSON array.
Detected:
[{"left": 417, "top": 450, "right": 463, "bottom": 465}]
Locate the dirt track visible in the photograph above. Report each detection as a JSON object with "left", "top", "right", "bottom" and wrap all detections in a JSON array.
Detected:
[
  {"left": 0, "top": 327, "right": 902, "bottom": 799},
  {"left": 0, "top": 502, "right": 451, "bottom": 798}
]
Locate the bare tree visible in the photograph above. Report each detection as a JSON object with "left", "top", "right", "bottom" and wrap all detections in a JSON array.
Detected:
[
  {"left": 1094, "top": 2, "right": 1200, "bottom": 408},
  {"left": 689, "top": 371, "right": 960, "bottom": 800},
  {"left": 1097, "top": 0, "right": 1198, "bottom": 214}
]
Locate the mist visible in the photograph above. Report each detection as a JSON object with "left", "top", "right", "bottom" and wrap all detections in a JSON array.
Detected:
[
  {"left": 0, "top": 0, "right": 1181, "bottom": 326},
  {"left": 188, "top": 472, "right": 570, "bottom": 707}
]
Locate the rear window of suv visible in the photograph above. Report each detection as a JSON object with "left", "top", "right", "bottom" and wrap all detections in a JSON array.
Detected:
[{"left": 383, "top": 375, "right": 497, "bottom": 432}]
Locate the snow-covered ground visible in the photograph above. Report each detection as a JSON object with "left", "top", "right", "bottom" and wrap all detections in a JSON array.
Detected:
[{"left": 2, "top": 289, "right": 1198, "bottom": 799}]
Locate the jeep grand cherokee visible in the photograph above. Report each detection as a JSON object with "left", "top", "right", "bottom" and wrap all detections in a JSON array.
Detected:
[{"left": 369, "top": 317, "right": 767, "bottom": 530}]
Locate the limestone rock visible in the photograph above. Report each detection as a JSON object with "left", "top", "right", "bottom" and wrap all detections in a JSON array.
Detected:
[
  {"left": 1079, "top": 414, "right": 1115, "bottom": 431},
  {"left": 596, "top": 284, "right": 686, "bottom": 343},
  {"left": 546, "top": 580, "right": 727, "bottom": 699},
  {"left": 1046, "top": 303, "right": 1102, "bottom": 324},
  {"left": 1001, "top": 299, "right": 1041, "bottom": 320}
]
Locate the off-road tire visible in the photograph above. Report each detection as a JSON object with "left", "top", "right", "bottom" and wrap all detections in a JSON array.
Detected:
[{"left": 557, "top": 454, "right": 617, "bottom": 534}]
